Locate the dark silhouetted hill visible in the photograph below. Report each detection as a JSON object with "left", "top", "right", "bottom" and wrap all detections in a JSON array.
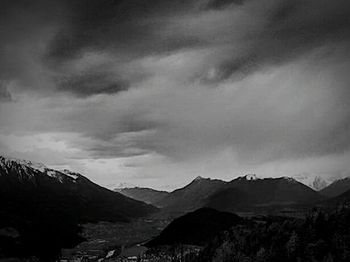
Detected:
[{"left": 145, "top": 208, "right": 242, "bottom": 247}]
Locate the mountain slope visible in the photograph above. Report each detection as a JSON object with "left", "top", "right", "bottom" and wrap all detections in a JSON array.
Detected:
[
  {"left": 321, "top": 188, "right": 350, "bottom": 207},
  {"left": 115, "top": 187, "right": 169, "bottom": 207},
  {"left": 145, "top": 208, "right": 242, "bottom": 247},
  {"left": 156, "top": 176, "right": 227, "bottom": 212},
  {"left": 0, "top": 156, "right": 157, "bottom": 260},
  {"left": 319, "top": 177, "right": 350, "bottom": 198},
  {"left": 204, "top": 176, "right": 324, "bottom": 212},
  {"left": 0, "top": 156, "right": 157, "bottom": 222}
]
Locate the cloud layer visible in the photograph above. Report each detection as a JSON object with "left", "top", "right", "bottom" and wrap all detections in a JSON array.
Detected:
[{"left": 0, "top": 0, "right": 350, "bottom": 188}]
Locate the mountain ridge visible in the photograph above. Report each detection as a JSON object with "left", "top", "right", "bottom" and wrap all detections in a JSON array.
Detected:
[
  {"left": 320, "top": 177, "right": 350, "bottom": 198},
  {"left": 148, "top": 174, "right": 324, "bottom": 215},
  {"left": 0, "top": 155, "right": 158, "bottom": 222},
  {"left": 155, "top": 176, "right": 227, "bottom": 212},
  {"left": 204, "top": 176, "right": 324, "bottom": 212}
]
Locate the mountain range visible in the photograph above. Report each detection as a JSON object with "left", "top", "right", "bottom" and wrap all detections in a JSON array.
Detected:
[
  {"left": 116, "top": 174, "right": 350, "bottom": 217},
  {"left": 119, "top": 175, "right": 328, "bottom": 215},
  {"left": 205, "top": 175, "right": 324, "bottom": 212}
]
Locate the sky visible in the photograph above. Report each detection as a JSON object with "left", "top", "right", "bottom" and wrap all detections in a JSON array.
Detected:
[{"left": 0, "top": 0, "right": 350, "bottom": 190}]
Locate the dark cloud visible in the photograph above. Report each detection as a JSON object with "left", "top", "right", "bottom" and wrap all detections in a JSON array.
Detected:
[
  {"left": 39, "top": 0, "right": 208, "bottom": 96},
  {"left": 0, "top": 83, "right": 12, "bottom": 102},
  {"left": 203, "top": 0, "right": 350, "bottom": 83},
  {"left": 204, "top": 0, "right": 245, "bottom": 10},
  {"left": 45, "top": 0, "right": 199, "bottom": 63},
  {"left": 202, "top": 55, "right": 258, "bottom": 83},
  {"left": 268, "top": 0, "right": 300, "bottom": 23},
  {"left": 1, "top": 0, "right": 349, "bottom": 97},
  {"left": 45, "top": 0, "right": 350, "bottom": 74},
  {"left": 58, "top": 72, "right": 129, "bottom": 97}
]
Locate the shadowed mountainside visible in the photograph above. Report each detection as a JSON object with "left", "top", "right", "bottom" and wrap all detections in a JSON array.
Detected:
[
  {"left": 204, "top": 176, "right": 324, "bottom": 212},
  {"left": 320, "top": 177, "right": 350, "bottom": 198},
  {"left": 320, "top": 188, "right": 350, "bottom": 208},
  {"left": 156, "top": 176, "right": 227, "bottom": 212},
  {"left": 152, "top": 175, "right": 323, "bottom": 215}
]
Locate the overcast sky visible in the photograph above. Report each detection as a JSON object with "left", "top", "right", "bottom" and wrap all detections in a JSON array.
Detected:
[{"left": 0, "top": 0, "right": 350, "bottom": 190}]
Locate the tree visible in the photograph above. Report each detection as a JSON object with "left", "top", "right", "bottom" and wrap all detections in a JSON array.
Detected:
[{"left": 286, "top": 231, "right": 299, "bottom": 259}]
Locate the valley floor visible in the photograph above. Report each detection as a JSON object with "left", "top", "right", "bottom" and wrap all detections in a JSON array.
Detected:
[{"left": 60, "top": 216, "right": 170, "bottom": 262}]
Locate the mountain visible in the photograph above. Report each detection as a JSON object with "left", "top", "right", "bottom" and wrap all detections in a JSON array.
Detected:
[
  {"left": 154, "top": 175, "right": 324, "bottom": 215},
  {"left": 156, "top": 176, "right": 227, "bottom": 213},
  {"left": 0, "top": 156, "right": 157, "bottom": 222},
  {"left": 145, "top": 208, "right": 242, "bottom": 247},
  {"left": 321, "top": 188, "right": 350, "bottom": 207},
  {"left": 115, "top": 187, "right": 169, "bottom": 207},
  {"left": 204, "top": 175, "right": 324, "bottom": 212},
  {"left": 319, "top": 177, "right": 350, "bottom": 198},
  {"left": 0, "top": 156, "right": 157, "bottom": 260}
]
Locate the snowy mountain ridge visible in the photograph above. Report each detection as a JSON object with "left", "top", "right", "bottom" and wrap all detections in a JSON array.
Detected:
[{"left": 0, "top": 155, "right": 79, "bottom": 183}]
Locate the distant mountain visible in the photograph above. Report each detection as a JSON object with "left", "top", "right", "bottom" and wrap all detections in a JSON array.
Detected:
[
  {"left": 115, "top": 187, "right": 169, "bottom": 207},
  {"left": 156, "top": 176, "right": 227, "bottom": 213},
  {"left": 145, "top": 208, "right": 242, "bottom": 247},
  {"left": 0, "top": 156, "right": 157, "bottom": 260},
  {"left": 310, "top": 176, "right": 328, "bottom": 191},
  {"left": 204, "top": 176, "right": 324, "bottom": 212},
  {"left": 319, "top": 177, "right": 350, "bottom": 198},
  {"left": 154, "top": 175, "right": 324, "bottom": 215}
]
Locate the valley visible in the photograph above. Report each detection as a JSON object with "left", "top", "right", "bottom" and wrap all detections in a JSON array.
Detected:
[{"left": 60, "top": 217, "right": 170, "bottom": 261}]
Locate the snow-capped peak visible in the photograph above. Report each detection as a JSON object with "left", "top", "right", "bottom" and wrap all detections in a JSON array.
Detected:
[
  {"left": 0, "top": 156, "right": 47, "bottom": 173},
  {"left": 0, "top": 156, "right": 79, "bottom": 183},
  {"left": 60, "top": 169, "right": 80, "bottom": 180},
  {"left": 15, "top": 159, "right": 46, "bottom": 172}
]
